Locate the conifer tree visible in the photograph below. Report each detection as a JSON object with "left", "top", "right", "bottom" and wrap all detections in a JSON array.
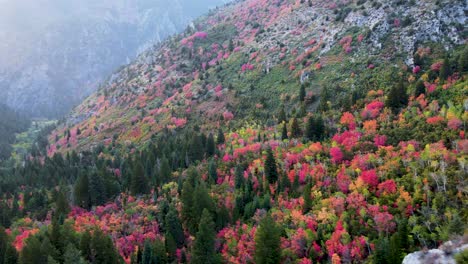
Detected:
[
  {"left": 414, "top": 80, "right": 425, "bottom": 97},
  {"left": 165, "top": 205, "right": 185, "bottom": 248},
  {"left": 254, "top": 214, "right": 281, "bottom": 264},
  {"left": 439, "top": 56, "right": 451, "bottom": 80},
  {"left": 191, "top": 209, "right": 218, "bottom": 264},
  {"left": 303, "top": 183, "right": 312, "bottom": 213},
  {"left": 264, "top": 147, "right": 278, "bottom": 184},
  {"left": 281, "top": 122, "right": 288, "bottom": 140},
  {"left": 63, "top": 244, "right": 87, "bottom": 264},
  {"left": 206, "top": 133, "right": 215, "bottom": 157},
  {"left": 89, "top": 172, "right": 106, "bottom": 206},
  {"left": 290, "top": 118, "right": 301, "bottom": 138},
  {"left": 130, "top": 161, "right": 148, "bottom": 195},
  {"left": 189, "top": 134, "right": 204, "bottom": 162},
  {"left": 278, "top": 107, "right": 286, "bottom": 124},
  {"left": 208, "top": 159, "right": 218, "bottom": 183},
  {"left": 216, "top": 128, "right": 225, "bottom": 145},
  {"left": 158, "top": 157, "right": 171, "bottom": 185},
  {"left": 386, "top": 81, "right": 408, "bottom": 113},
  {"left": 74, "top": 173, "right": 90, "bottom": 209},
  {"left": 299, "top": 84, "right": 306, "bottom": 102}
]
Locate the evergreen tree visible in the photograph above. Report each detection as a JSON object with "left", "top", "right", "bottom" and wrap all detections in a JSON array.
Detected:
[
  {"left": 208, "top": 159, "right": 218, "bottom": 184},
  {"left": 458, "top": 46, "right": 468, "bottom": 72},
  {"left": 0, "top": 226, "right": 17, "bottom": 264},
  {"left": 142, "top": 240, "right": 153, "bottom": 264},
  {"left": 181, "top": 180, "right": 195, "bottom": 233},
  {"left": 278, "top": 107, "right": 286, "bottom": 124},
  {"left": 74, "top": 173, "right": 90, "bottom": 209},
  {"left": 193, "top": 183, "right": 215, "bottom": 231},
  {"left": 281, "top": 122, "right": 288, "bottom": 140},
  {"left": 189, "top": 134, "right": 204, "bottom": 162},
  {"left": 80, "top": 231, "right": 92, "bottom": 262},
  {"left": 234, "top": 165, "right": 244, "bottom": 189},
  {"left": 206, "top": 133, "right": 215, "bottom": 157},
  {"left": 89, "top": 172, "right": 106, "bottom": 206},
  {"left": 63, "top": 244, "right": 87, "bottom": 264},
  {"left": 385, "top": 81, "right": 408, "bottom": 113},
  {"left": 299, "top": 84, "right": 306, "bottom": 102},
  {"left": 303, "top": 183, "right": 312, "bottom": 213},
  {"left": 216, "top": 128, "right": 225, "bottom": 145},
  {"left": 191, "top": 209, "right": 218, "bottom": 264},
  {"left": 158, "top": 157, "right": 171, "bottom": 185},
  {"left": 374, "top": 237, "right": 389, "bottom": 264},
  {"left": 439, "top": 56, "right": 451, "bottom": 81},
  {"left": 55, "top": 189, "right": 70, "bottom": 218},
  {"left": 152, "top": 239, "right": 167, "bottom": 264},
  {"left": 19, "top": 236, "right": 45, "bottom": 264},
  {"left": 264, "top": 147, "right": 278, "bottom": 184},
  {"left": 254, "top": 214, "right": 281, "bottom": 264},
  {"left": 91, "top": 229, "right": 121, "bottom": 264},
  {"left": 414, "top": 80, "right": 425, "bottom": 97},
  {"left": 130, "top": 161, "right": 148, "bottom": 195},
  {"left": 165, "top": 205, "right": 185, "bottom": 248},
  {"left": 290, "top": 118, "right": 301, "bottom": 138},
  {"left": 3, "top": 242, "right": 17, "bottom": 264}
]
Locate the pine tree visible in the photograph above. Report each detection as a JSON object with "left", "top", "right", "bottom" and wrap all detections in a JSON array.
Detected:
[
  {"left": 130, "top": 161, "right": 148, "bottom": 195},
  {"left": 208, "top": 159, "right": 218, "bottom": 184},
  {"left": 193, "top": 183, "right": 215, "bottom": 231},
  {"left": 1, "top": 226, "right": 17, "bottom": 264},
  {"left": 63, "top": 244, "right": 87, "bottom": 264},
  {"left": 439, "top": 56, "right": 451, "bottom": 81},
  {"left": 89, "top": 172, "right": 106, "bottom": 206},
  {"left": 165, "top": 205, "right": 185, "bottom": 248},
  {"left": 189, "top": 134, "right": 204, "bottom": 162},
  {"left": 458, "top": 46, "right": 468, "bottom": 72},
  {"left": 80, "top": 231, "right": 92, "bottom": 262},
  {"left": 152, "top": 239, "right": 167, "bottom": 263},
  {"left": 303, "top": 183, "right": 312, "bottom": 213},
  {"left": 278, "top": 107, "right": 286, "bottom": 124},
  {"left": 216, "top": 128, "right": 225, "bottom": 145},
  {"left": 299, "top": 84, "right": 306, "bottom": 102},
  {"left": 55, "top": 189, "right": 70, "bottom": 218},
  {"left": 254, "top": 214, "right": 281, "bottom": 264},
  {"left": 181, "top": 180, "right": 195, "bottom": 233},
  {"left": 281, "top": 122, "right": 288, "bottom": 140},
  {"left": 142, "top": 240, "right": 153, "bottom": 264},
  {"left": 158, "top": 157, "right": 171, "bottom": 185},
  {"left": 386, "top": 81, "right": 408, "bottom": 113},
  {"left": 74, "top": 173, "right": 90, "bottom": 209},
  {"left": 234, "top": 165, "right": 244, "bottom": 189},
  {"left": 91, "top": 229, "right": 121, "bottom": 264},
  {"left": 206, "top": 133, "right": 215, "bottom": 157},
  {"left": 290, "top": 118, "right": 301, "bottom": 138},
  {"left": 191, "top": 209, "right": 218, "bottom": 264},
  {"left": 414, "top": 80, "right": 425, "bottom": 97},
  {"left": 264, "top": 147, "right": 278, "bottom": 184}
]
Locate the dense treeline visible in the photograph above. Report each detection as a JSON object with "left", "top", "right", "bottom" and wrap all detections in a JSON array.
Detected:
[{"left": 0, "top": 104, "right": 31, "bottom": 161}]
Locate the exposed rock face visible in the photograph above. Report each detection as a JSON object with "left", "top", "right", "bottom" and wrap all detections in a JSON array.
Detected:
[
  {"left": 0, "top": 0, "right": 226, "bottom": 118},
  {"left": 403, "top": 237, "right": 468, "bottom": 264}
]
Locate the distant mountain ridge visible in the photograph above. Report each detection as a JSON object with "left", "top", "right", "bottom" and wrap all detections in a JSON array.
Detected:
[{"left": 0, "top": 0, "right": 227, "bottom": 117}]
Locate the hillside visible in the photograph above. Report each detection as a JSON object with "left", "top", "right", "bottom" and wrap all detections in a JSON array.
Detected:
[
  {"left": 0, "top": 0, "right": 467, "bottom": 264},
  {"left": 49, "top": 0, "right": 466, "bottom": 154},
  {"left": 0, "top": 0, "right": 226, "bottom": 117}
]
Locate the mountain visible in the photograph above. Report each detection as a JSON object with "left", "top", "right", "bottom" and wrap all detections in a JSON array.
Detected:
[
  {"left": 50, "top": 0, "right": 466, "bottom": 153},
  {"left": 0, "top": 0, "right": 227, "bottom": 118},
  {"left": 0, "top": 0, "right": 467, "bottom": 263}
]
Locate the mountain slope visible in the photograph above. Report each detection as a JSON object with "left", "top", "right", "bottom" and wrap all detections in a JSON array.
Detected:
[
  {"left": 0, "top": 0, "right": 227, "bottom": 117},
  {"left": 50, "top": 0, "right": 465, "bottom": 154},
  {"left": 0, "top": 0, "right": 467, "bottom": 263}
]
